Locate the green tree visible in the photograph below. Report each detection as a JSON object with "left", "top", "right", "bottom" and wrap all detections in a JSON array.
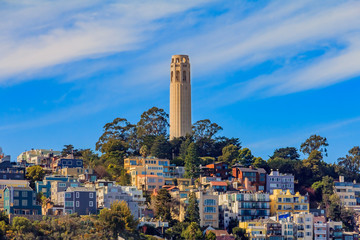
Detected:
[
  {"left": 218, "top": 144, "right": 240, "bottom": 166},
  {"left": 79, "top": 149, "right": 99, "bottom": 168},
  {"left": 337, "top": 146, "right": 360, "bottom": 181},
  {"left": 205, "top": 231, "right": 216, "bottom": 240},
  {"left": 184, "top": 143, "right": 200, "bottom": 178},
  {"left": 302, "top": 150, "right": 326, "bottom": 184},
  {"left": 61, "top": 144, "right": 81, "bottom": 157},
  {"left": 233, "top": 227, "right": 248, "bottom": 240},
  {"left": 238, "top": 148, "right": 254, "bottom": 167},
  {"left": 26, "top": 165, "right": 45, "bottom": 188},
  {"left": 12, "top": 217, "right": 33, "bottom": 235},
  {"left": 252, "top": 157, "right": 269, "bottom": 172},
  {"left": 181, "top": 222, "right": 203, "bottom": 240},
  {"left": 137, "top": 107, "right": 169, "bottom": 138},
  {"left": 96, "top": 118, "right": 137, "bottom": 153},
  {"left": 192, "top": 119, "right": 222, "bottom": 141},
  {"left": 165, "top": 222, "right": 189, "bottom": 240},
  {"left": 184, "top": 192, "right": 200, "bottom": 224},
  {"left": 99, "top": 201, "right": 138, "bottom": 239},
  {"left": 267, "top": 157, "right": 298, "bottom": 174},
  {"left": 150, "top": 135, "right": 172, "bottom": 159},
  {"left": 270, "top": 147, "right": 300, "bottom": 160},
  {"left": 99, "top": 138, "right": 128, "bottom": 166},
  {"left": 154, "top": 189, "right": 173, "bottom": 222},
  {"left": 300, "top": 135, "right": 328, "bottom": 156}
]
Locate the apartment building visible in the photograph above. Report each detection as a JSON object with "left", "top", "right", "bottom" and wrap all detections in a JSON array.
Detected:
[
  {"left": 0, "top": 180, "right": 29, "bottom": 209},
  {"left": 3, "top": 186, "right": 41, "bottom": 215},
  {"left": 334, "top": 176, "right": 360, "bottom": 212},
  {"left": 314, "top": 216, "right": 327, "bottom": 240},
  {"left": 239, "top": 219, "right": 283, "bottom": 240},
  {"left": 51, "top": 181, "right": 81, "bottom": 205},
  {"left": 232, "top": 165, "right": 267, "bottom": 191},
  {"left": 219, "top": 192, "right": 270, "bottom": 228},
  {"left": 36, "top": 175, "right": 77, "bottom": 198},
  {"left": 266, "top": 170, "right": 294, "bottom": 194},
  {"left": 270, "top": 190, "right": 309, "bottom": 216},
  {"left": 196, "top": 191, "right": 219, "bottom": 228},
  {"left": 63, "top": 187, "right": 96, "bottom": 215},
  {"left": 292, "top": 212, "right": 313, "bottom": 240}
]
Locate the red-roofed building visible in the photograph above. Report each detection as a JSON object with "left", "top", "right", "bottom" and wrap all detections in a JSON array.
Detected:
[
  {"left": 232, "top": 165, "right": 267, "bottom": 191},
  {"left": 210, "top": 181, "right": 228, "bottom": 192},
  {"left": 206, "top": 230, "right": 235, "bottom": 240}
]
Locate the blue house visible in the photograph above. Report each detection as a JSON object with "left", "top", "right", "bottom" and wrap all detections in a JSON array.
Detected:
[
  {"left": 36, "top": 175, "right": 77, "bottom": 198},
  {"left": 64, "top": 187, "right": 96, "bottom": 215},
  {"left": 3, "top": 186, "right": 41, "bottom": 215},
  {"left": 57, "top": 158, "right": 83, "bottom": 169}
]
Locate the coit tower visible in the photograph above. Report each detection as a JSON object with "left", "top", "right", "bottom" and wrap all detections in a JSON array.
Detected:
[{"left": 170, "top": 55, "right": 192, "bottom": 139}]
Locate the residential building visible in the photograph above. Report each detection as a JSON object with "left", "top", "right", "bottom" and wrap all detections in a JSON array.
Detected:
[
  {"left": 219, "top": 192, "right": 270, "bottom": 228},
  {"left": 36, "top": 175, "right": 77, "bottom": 198},
  {"left": 202, "top": 162, "right": 231, "bottom": 180},
  {"left": 60, "top": 167, "right": 93, "bottom": 177},
  {"left": 96, "top": 185, "right": 142, "bottom": 219},
  {"left": 0, "top": 157, "right": 25, "bottom": 180},
  {"left": 327, "top": 221, "right": 343, "bottom": 240},
  {"left": 3, "top": 186, "right": 41, "bottom": 215},
  {"left": 51, "top": 181, "right": 81, "bottom": 205},
  {"left": 0, "top": 180, "right": 30, "bottom": 209},
  {"left": 63, "top": 187, "right": 96, "bottom": 215},
  {"left": 196, "top": 191, "right": 219, "bottom": 228},
  {"left": 17, "top": 149, "right": 60, "bottom": 165},
  {"left": 137, "top": 175, "right": 164, "bottom": 192},
  {"left": 314, "top": 216, "right": 327, "bottom": 240},
  {"left": 239, "top": 219, "right": 283, "bottom": 240},
  {"left": 293, "top": 212, "right": 313, "bottom": 240},
  {"left": 54, "top": 157, "right": 83, "bottom": 170},
  {"left": 232, "top": 165, "right": 267, "bottom": 191},
  {"left": 210, "top": 181, "right": 228, "bottom": 192},
  {"left": 124, "top": 157, "right": 170, "bottom": 173},
  {"left": 266, "top": 170, "right": 294, "bottom": 194},
  {"left": 269, "top": 190, "right": 309, "bottom": 216},
  {"left": 205, "top": 230, "right": 236, "bottom": 240},
  {"left": 334, "top": 176, "right": 360, "bottom": 212},
  {"left": 279, "top": 218, "right": 296, "bottom": 240},
  {"left": 120, "top": 186, "right": 146, "bottom": 218}
]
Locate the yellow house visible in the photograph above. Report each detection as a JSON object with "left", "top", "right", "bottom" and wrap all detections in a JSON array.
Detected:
[
  {"left": 124, "top": 157, "right": 170, "bottom": 173},
  {"left": 239, "top": 221, "right": 267, "bottom": 240},
  {"left": 270, "top": 189, "right": 309, "bottom": 216}
]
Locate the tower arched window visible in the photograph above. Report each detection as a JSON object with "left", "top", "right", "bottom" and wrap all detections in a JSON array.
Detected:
[
  {"left": 176, "top": 71, "right": 180, "bottom": 82},
  {"left": 171, "top": 71, "right": 173, "bottom": 82},
  {"left": 183, "top": 71, "right": 186, "bottom": 82}
]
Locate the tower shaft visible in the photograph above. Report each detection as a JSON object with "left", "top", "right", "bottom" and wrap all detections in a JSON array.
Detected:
[{"left": 170, "top": 55, "right": 192, "bottom": 139}]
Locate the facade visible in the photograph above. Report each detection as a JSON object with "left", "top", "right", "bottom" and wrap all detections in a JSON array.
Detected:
[
  {"left": 36, "top": 175, "right": 76, "bottom": 198},
  {"left": 210, "top": 181, "right": 228, "bottom": 192},
  {"left": 232, "top": 165, "right": 267, "bottom": 191},
  {"left": 239, "top": 219, "right": 283, "bottom": 240},
  {"left": 3, "top": 186, "right": 41, "bottom": 215},
  {"left": 219, "top": 192, "right": 270, "bottom": 228},
  {"left": 56, "top": 158, "right": 83, "bottom": 169},
  {"left": 17, "top": 149, "right": 60, "bottom": 164},
  {"left": 0, "top": 180, "right": 30, "bottom": 209},
  {"left": 266, "top": 170, "right": 294, "bottom": 194},
  {"left": 196, "top": 191, "right": 219, "bottom": 228},
  {"left": 136, "top": 175, "right": 164, "bottom": 191},
  {"left": 327, "top": 221, "right": 343, "bottom": 240},
  {"left": 314, "top": 216, "right": 327, "bottom": 240},
  {"left": 293, "top": 212, "right": 313, "bottom": 240},
  {"left": 0, "top": 158, "right": 25, "bottom": 180},
  {"left": 334, "top": 176, "right": 360, "bottom": 212},
  {"left": 279, "top": 218, "right": 296, "bottom": 240},
  {"left": 125, "top": 157, "right": 169, "bottom": 173},
  {"left": 63, "top": 187, "right": 96, "bottom": 215},
  {"left": 169, "top": 54, "right": 192, "bottom": 139},
  {"left": 51, "top": 181, "right": 81, "bottom": 205},
  {"left": 60, "top": 167, "right": 93, "bottom": 177},
  {"left": 269, "top": 190, "right": 309, "bottom": 216},
  {"left": 96, "top": 185, "right": 142, "bottom": 219},
  {"left": 203, "top": 162, "right": 231, "bottom": 180}
]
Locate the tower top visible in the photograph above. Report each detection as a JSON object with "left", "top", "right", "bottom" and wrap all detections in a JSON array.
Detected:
[{"left": 171, "top": 55, "right": 189, "bottom": 64}]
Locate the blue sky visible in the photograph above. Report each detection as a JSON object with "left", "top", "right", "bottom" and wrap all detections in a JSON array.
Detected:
[{"left": 1, "top": 0, "right": 360, "bottom": 162}]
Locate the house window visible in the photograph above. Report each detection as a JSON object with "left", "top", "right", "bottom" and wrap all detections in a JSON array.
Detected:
[
  {"left": 65, "top": 193, "right": 71, "bottom": 198},
  {"left": 65, "top": 201, "right": 74, "bottom": 207},
  {"left": 76, "top": 192, "right": 80, "bottom": 198},
  {"left": 76, "top": 201, "right": 79, "bottom": 207},
  {"left": 77, "top": 161, "right": 82, "bottom": 166},
  {"left": 89, "top": 201, "right": 93, "bottom": 207},
  {"left": 14, "top": 191, "right": 19, "bottom": 197},
  {"left": 89, "top": 193, "right": 94, "bottom": 198},
  {"left": 59, "top": 183, "right": 66, "bottom": 187},
  {"left": 13, "top": 200, "right": 19, "bottom": 206},
  {"left": 22, "top": 200, "right": 28, "bottom": 206},
  {"left": 22, "top": 191, "right": 28, "bottom": 197}
]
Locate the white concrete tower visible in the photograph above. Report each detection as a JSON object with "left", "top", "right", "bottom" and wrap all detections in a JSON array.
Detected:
[{"left": 170, "top": 55, "right": 192, "bottom": 139}]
